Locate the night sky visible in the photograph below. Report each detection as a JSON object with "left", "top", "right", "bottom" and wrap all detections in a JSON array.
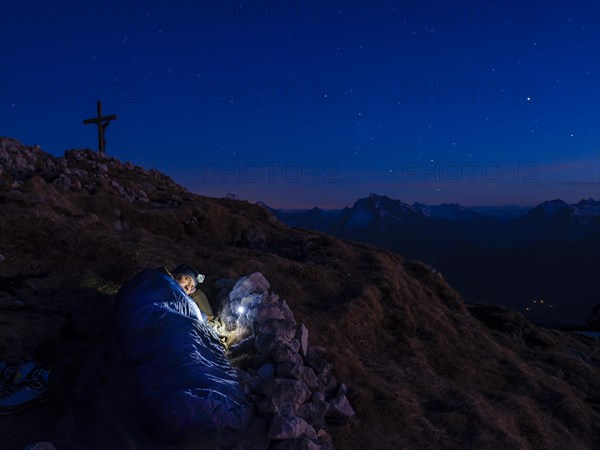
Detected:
[{"left": 1, "top": 0, "right": 599, "bottom": 208}]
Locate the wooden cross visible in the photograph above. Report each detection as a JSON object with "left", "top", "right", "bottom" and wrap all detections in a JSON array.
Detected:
[{"left": 83, "top": 100, "right": 117, "bottom": 153}]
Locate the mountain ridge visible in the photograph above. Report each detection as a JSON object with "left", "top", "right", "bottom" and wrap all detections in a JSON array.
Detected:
[{"left": 258, "top": 194, "right": 599, "bottom": 223}]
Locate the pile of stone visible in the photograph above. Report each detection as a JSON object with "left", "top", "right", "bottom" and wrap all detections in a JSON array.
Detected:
[
  {"left": 0, "top": 137, "right": 184, "bottom": 205},
  {"left": 218, "top": 273, "right": 355, "bottom": 450}
]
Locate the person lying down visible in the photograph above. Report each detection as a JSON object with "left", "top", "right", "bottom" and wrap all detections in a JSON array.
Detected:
[{"left": 55, "top": 264, "right": 251, "bottom": 449}]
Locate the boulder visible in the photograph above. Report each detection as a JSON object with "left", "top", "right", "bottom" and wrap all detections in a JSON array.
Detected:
[
  {"left": 305, "top": 348, "right": 333, "bottom": 382},
  {"left": 276, "top": 362, "right": 320, "bottom": 391},
  {"left": 297, "top": 323, "right": 309, "bottom": 357},
  {"left": 296, "top": 401, "right": 328, "bottom": 429},
  {"left": 268, "top": 414, "right": 317, "bottom": 440},
  {"left": 257, "top": 362, "right": 275, "bottom": 379},
  {"left": 271, "top": 348, "right": 304, "bottom": 365},
  {"left": 229, "top": 272, "right": 270, "bottom": 302},
  {"left": 326, "top": 394, "right": 355, "bottom": 419},
  {"left": 256, "top": 319, "right": 297, "bottom": 343},
  {"left": 261, "top": 378, "right": 311, "bottom": 405}
]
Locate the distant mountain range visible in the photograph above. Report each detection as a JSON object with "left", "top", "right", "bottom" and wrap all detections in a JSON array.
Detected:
[
  {"left": 262, "top": 195, "right": 600, "bottom": 233},
  {"left": 260, "top": 194, "right": 600, "bottom": 327}
]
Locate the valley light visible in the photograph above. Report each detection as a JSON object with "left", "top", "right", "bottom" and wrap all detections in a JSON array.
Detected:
[{"left": 236, "top": 306, "right": 245, "bottom": 315}]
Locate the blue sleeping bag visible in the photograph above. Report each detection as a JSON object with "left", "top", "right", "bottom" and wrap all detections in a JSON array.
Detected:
[{"left": 113, "top": 269, "right": 250, "bottom": 442}]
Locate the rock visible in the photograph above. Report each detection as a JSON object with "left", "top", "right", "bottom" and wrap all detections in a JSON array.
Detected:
[
  {"left": 257, "top": 363, "right": 275, "bottom": 379},
  {"left": 261, "top": 378, "right": 311, "bottom": 405},
  {"left": 63, "top": 176, "right": 72, "bottom": 189},
  {"left": 257, "top": 397, "right": 296, "bottom": 415},
  {"left": 277, "top": 362, "right": 320, "bottom": 391},
  {"left": 212, "top": 272, "right": 353, "bottom": 447},
  {"left": 255, "top": 333, "right": 291, "bottom": 356},
  {"left": 248, "top": 272, "right": 271, "bottom": 294},
  {"left": 268, "top": 414, "right": 317, "bottom": 440},
  {"left": 305, "top": 349, "right": 333, "bottom": 381},
  {"left": 297, "top": 323, "right": 309, "bottom": 357},
  {"left": 241, "top": 292, "right": 262, "bottom": 308},
  {"left": 229, "top": 272, "right": 270, "bottom": 302},
  {"left": 256, "top": 319, "right": 297, "bottom": 343},
  {"left": 227, "top": 273, "right": 271, "bottom": 328},
  {"left": 247, "top": 376, "right": 262, "bottom": 394},
  {"left": 14, "top": 154, "right": 33, "bottom": 172},
  {"left": 271, "top": 438, "right": 321, "bottom": 450},
  {"left": 296, "top": 401, "right": 328, "bottom": 429},
  {"left": 271, "top": 348, "right": 304, "bottom": 365},
  {"left": 324, "top": 374, "right": 338, "bottom": 395},
  {"left": 242, "top": 381, "right": 252, "bottom": 396},
  {"left": 54, "top": 175, "right": 72, "bottom": 190},
  {"left": 255, "top": 294, "right": 296, "bottom": 323},
  {"left": 0, "top": 146, "right": 9, "bottom": 161},
  {"left": 316, "top": 429, "right": 335, "bottom": 449},
  {"left": 326, "top": 394, "right": 355, "bottom": 419},
  {"left": 229, "top": 335, "right": 256, "bottom": 357},
  {"left": 311, "top": 392, "right": 325, "bottom": 403},
  {"left": 256, "top": 302, "right": 288, "bottom": 322}
]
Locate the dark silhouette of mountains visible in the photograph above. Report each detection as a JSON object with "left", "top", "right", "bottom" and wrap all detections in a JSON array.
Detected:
[{"left": 264, "top": 194, "right": 600, "bottom": 328}]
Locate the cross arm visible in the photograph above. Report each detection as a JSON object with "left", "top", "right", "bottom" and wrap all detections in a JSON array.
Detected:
[{"left": 83, "top": 114, "right": 118, "bottom": 124}]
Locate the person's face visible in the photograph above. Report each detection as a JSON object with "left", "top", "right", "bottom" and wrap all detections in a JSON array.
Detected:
[{"left": 176, "top": 274, "right": 196, "bottom": 295}]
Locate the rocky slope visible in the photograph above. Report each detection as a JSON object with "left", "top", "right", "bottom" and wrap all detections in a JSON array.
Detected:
[{"left": 1, "top": 137, "right": 599, "bottom": 449}]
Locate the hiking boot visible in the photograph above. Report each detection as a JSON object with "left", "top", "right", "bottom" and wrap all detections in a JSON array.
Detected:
[
  {"left": 0, "top": 359, "right": 36, "bottom": 396},
  {"left": 0, "top": 361, "right": 49, "bottom": 414},
  {"left": 12, "top": 360, "right": 37, "bottom": 384}
]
